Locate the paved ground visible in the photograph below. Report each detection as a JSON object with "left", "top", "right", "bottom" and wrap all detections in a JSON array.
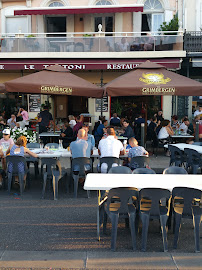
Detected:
[{"left": 0, "top": 154, "right": 201, "bottom": 269}]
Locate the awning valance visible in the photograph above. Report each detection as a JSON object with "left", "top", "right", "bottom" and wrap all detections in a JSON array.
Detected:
[{"left": 14, "top": 4, "right": 144, "bottom": 16}]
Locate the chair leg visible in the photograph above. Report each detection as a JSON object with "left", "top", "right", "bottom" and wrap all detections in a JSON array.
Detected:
[
  {"left": 129, "top": 212, "right": 137, "bottom": 251},
  {"left": 18, "top": 173, "right": 24, "bottom": 196},
  {"left": 141, "top": 212, "right": 150, "bottom": 252},
  {"left": 34, "top": 161, "right": 39, "bottom": 176},
  {"left": 73, "top": 174, "right": 79, "bottom": 198},
  {"left": 53, "top": 175, "right": 59, "bottom": 200},
  {"left": 173, "top": 212, "right": 182, "bottom": 249},
  {"left": 160, "top": 214, "right": 168, "bottom": 252},
  {"left": 193, "top": 214, "right": 201, "bottom": 253},
  {"left": 41, "top": 172, "right": 47, "bottom": 199},
  {"left": 87, "top": 190, "right": 90, "bottom": 198},
  {"left": 7, "top": 172, "right": 12, "bottom": 194},
  {"left": 103, "top": 212, "right": 108, "bottom": 235},
  {"left": 110, "top": 213, "right": 119, "bottom": 251},
  {"left": 192, "top": 165, "right": 199, "bottom": 175}
]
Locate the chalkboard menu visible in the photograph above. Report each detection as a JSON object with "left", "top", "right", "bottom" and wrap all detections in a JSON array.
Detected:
[
  {"left": 29, "top": 94, "right": 41, "bottom": 112},
  {"left": 177, "top": 96, "right": 188, "bottom": 119},
  {"left": 95, "top": 97, "right": 108, "bottom": 112}
]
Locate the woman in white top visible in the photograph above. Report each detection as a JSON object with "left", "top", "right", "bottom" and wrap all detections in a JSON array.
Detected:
[
  {"left": 158, "top": 120, "right": 174, "bottom": 140},
  {"left": 68, "top": 115, "right": 76, "bottom": 129}
]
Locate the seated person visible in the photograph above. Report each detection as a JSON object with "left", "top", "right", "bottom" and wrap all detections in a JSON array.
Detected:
[
  {"left": 0, "top": 116, "right": 6, "bottom": 126},
  {"left": 179, "top": 117, "right": 194, "bottom": 135},
  {"left": 158, "top": 120, "right": 174, "bottom": 141},
  {"left": 120, "top": 120, "right": 134, "bottom": 139},
  {"left": 7, "top": 114, "right": 17, "bottom": 129},
  {"left": 119, "top": 37, "right": 129, "bottom": 52},
  {"left": 82, "top": 125, "right": 95, "bottom": 148},
  {"left": 128, "top": 138, "right": 149, "bottom": 169},
  {"left": 94, "top": 120, "right": 108, "bottom": 143},
  {"left": 68, "top": 115, "right": 76, "bottom": 129},
  {"left": 60, "top": 121, "right": 73, "bottom": 148},
  {"left": 110, "top": 113, "right": 120, "bottom": 126},
  {"left": 6, "top": 136, "right": 37, "bottom": 188},
  {"left": 98, "top": 128, "right": 125, "bottom": 173},
  {"left": 73, "top": 115, "right": 84, "bottom": 137},
  {"left": 171, "top": 115, "right": 180, "bottom": 129}
]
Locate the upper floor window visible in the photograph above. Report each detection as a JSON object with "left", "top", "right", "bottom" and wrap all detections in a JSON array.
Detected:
[
  {"left": 144, "top": 0, "right": 163, "bottom": 11},
  {"left": 49, "top": 2, "right": 64, "bottom": 7},
  {"left": 96, "top": 0, "right": 112, "bottom": 5}
]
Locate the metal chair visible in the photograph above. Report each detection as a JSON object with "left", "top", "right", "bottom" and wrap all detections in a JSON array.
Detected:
[
  {"left": 129, "top": 156, "right": 150, "bottom": 170},
  {"left": 132, "top": 168, "right": 156, "bottom": 174},
  {"left": 139, "top": 188, "right": 171, "bottom": 252},
  {"left": 163, "top": 166, "right": 188, "bottom": 174},
  {"left": 98, "top": 157, "right": 120, "bottom": 173},
  {"left": 172, "top": 187, "right": 202, "bottom": 252},
  {"left": 26, "top": 143, "right": 40, "bottom": 177},
  {"left": 71, "top": 157, "right": 92, "bottom": 198},
  {"left": 45, "top": 143, "right": 59, "bottom": 149},
  {"left": 103, "top": 187, "right": 139, "bottom": 251},
  {"left": 108, "top": 166, "right": 132, "bottom": 174},
  {"left": 41, "top": 158, "right": 67, "bottom": 200},
  {"left": 6, "top": 156, "right": 29, "bottom": 196},
  {"left": 184, "top": 148, "right": 202, "bottom": 174},
  {"left": 168, "top": 145, "right": 185, "bottom": 167}
]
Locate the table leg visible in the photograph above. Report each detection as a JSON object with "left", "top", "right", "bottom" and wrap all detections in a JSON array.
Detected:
[{"left": 97, "top": 190, "right": 101, "bottom": 241}]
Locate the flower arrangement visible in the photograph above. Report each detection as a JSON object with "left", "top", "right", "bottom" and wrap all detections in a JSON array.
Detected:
[{"left": 10, "top": 127, "right": 37, "bottom": 143}]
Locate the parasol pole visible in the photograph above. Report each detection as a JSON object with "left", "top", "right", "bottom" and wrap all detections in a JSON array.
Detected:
[
  {"left": 100, "top": 70, "right": 104, "bottom": 117},
  {"left": 53, "top": 95, "right": 56, "bottom": 133}
]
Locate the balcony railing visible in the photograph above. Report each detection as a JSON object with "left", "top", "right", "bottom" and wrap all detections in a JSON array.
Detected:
[
  {"left": 0, "top": 31, "right": 183, "bottom": 53},
  {"left": 184, "top": 31, "right": 202, "bottom": 52}
]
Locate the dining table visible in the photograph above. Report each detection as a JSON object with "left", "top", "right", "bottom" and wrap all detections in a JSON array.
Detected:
[
  {"left": 164, "top": 143, "right": 202, "bottom": 154},
  {"left": 170, "top": 134, "right": 194, "bottom": 143},
  {"left": 84, "top": 173, "right": 202, "bottom": 240}
]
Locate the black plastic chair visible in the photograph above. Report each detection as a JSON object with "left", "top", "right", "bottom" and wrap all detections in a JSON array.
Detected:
[
  {"left": 108, "top": 166, "right": 132, "bottom": 174},
  {"left": 103, "top": 187, "right": 139, "bottom": 251},
  {"left": 6, "top": 156, "right": 29, "bottom": 196},
  {"left": 184, "top": 148, "right": 202, "bottom": 174},
  {"left": 26, "top": 143, "right": 40, "bottom": 177},
  {"left": 129, "top": 156, "right": 149, "bottom": 170},
  {"left": 98, "top": 157, "right": 120, "bottom": 173},
  {"left": 41, "top": 158, "right": 67, "bottom": 200},
  {"left": 139, "top": 188, "right": 171, "bottom": 252},
  {"left": 71, "top": 157, "right": 92, "bottom": 198},
  {"left": 172, "top": 187, "right": 202, "bottom": 252},
  {"left": 132, "top": 168, "right": 156, "bottom": 174},
  {"left": 163, "top": 166, "right": 188, "bottom": 174},
  {"left": 168, "top": 145, "right": 185, "bottom": 167},
  {"left": 45, "top": 143, "right": 59, "bottom": 149}
]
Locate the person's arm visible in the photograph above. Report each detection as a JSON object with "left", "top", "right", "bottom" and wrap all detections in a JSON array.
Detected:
[
  {"left": 24, "top": 148, "right": 38, "bottom": 158},
  {"left": 166, "top": 125, "right": 174, "bottom": 136},
  {"left": 6, "top": 145, "right": 12, "bottom": 156},
  {"left": 17, "top": 108, "right": 22, "bottom": 117}
]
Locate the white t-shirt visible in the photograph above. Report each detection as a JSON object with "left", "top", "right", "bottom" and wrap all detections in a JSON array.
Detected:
[
  {"left": 194, "top": 110, "right": 202, "bottom": 117},
  {"left": 69, "top": 120, "right": 76, "bottom": 129},
  {"left": 179, "top": 122, "right": 188, "bottom": 133},
  {"left": 98, "top": 136, "right": 124, "bottom": 158},
  {"left": 158, "top": 127, "right": 169, "bottom": 139}
]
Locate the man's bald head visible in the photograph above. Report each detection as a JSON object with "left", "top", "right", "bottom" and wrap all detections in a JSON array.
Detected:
[
  {"left": 129, "top": 137, "right": 138, "bottom": 147},
  {"left": 77, "top": 129, "right": 86, "bottom": 139}
]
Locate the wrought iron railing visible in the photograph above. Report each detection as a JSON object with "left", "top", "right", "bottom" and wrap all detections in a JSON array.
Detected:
[
  {"left": 0, "top": 31, "right": 183, "bottom": 53},
  {"left": 184, "top": 31, "right": 202, "bottom": 52}
]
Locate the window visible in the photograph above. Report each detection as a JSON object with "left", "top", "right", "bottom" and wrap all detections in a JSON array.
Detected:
[
  {"left": 96, "top": 0, "right": 112, "bottom": 5},
  {"left": 6, "top": 17, "right": 28, "bottom": 33},
  {"left": 49, "top": 2, "right": 64, "bottom": 7},
  {"left": 144, "top": 0, "right": 163, "bottom": 11}
]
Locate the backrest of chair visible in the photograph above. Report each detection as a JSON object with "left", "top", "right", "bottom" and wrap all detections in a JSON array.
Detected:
[
  {"left": 139, "top": 188, "right": 171, "bottom": 216},
  {"left": 100, "top": 157, "right": 120, "bottom": 173},
  {"left": 184, "top": 148, "right": 201, "bottom": 164},
  {"left": 168, "top": 145, "right": 183, "bottom": 160},
  {"left": 41, "top": 158, "right": 57, "bottom": 175},
  {"left": 27, "top": 143, "right": 40, "bottom": 149},
  {"left": 129, "top": 156, "right": 149, "bottom": 169},
  {"left": 132, "top": 168, "right": 156, "bottom": 174},
  {"left": 106, "top": 187, "right": 139, "bottom": 215},
  {"left": 163, "top": 166, "right": 188, "bottom": 174},
  {"left": 192, "top": 142, "right": 202, "bottom": 146},
  {"left": 6, "top": 156, "right": 27, "bottom": 174},
  {"left": 108, "top": 166, "right": 132, "bottom": 174},
  {"left": 45, "top": 143, "right": 59, "bottom": 149},
  {"left": 172, "top": 187, "right": 202, "bottom": 217},
  {"left": 72, "top": 157, "right": 91, "bottom": 175}
]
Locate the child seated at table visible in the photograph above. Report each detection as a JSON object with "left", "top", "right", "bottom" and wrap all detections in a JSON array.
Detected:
[{"left": 128, "top": 137, "right": 149, "bottom": 169}]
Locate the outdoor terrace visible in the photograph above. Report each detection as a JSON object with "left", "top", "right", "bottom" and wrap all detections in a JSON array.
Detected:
[{"left": 0, "top": 31, "right": 184, "bottom": 56}]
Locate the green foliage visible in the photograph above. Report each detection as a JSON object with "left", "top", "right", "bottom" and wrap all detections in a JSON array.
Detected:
[
  {"left": 83, "top": 34, "right": 92, "bottom": 37},
  {"left": 27, "top": 34, "right": 36, "bottom": 38},
  {"left": 158, "top": 14, "right": 179, "bottom": 35},
  {"left": 111, "top": 99, "right": 122, "bottom": 116}
]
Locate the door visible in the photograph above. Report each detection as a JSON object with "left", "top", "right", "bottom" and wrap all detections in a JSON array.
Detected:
[
  {"left": 46, "top": 17, "right": 66, "bottom": 37},
  {"left": 152, "top": 13, "right": 164, "bottom": 32},
  {"left": 94, "top": 15, "right": 114, "bottom": 34},
  {"left": 55, "top": 96, "right": 68, "bottom": 119}
]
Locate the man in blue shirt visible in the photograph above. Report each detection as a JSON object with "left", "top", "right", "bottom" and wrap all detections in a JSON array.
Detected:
[{"left": 70, "top": 129, "right": 93, "bottom": 159}]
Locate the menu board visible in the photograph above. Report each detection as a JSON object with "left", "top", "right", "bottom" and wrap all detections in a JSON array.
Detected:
[
  {"left": 29, "top": 94, "right": 41, "bottom": 112},
  {"left": 95, "top": 97, "right": 108, "bottom": 112}
]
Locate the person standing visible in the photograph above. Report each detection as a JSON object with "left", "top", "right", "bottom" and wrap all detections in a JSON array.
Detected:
[
  {"left": 38, "top": 105, "right": 53, "bottom": 134},
  {"left": 73, "top": 115, "right": 84, "bottom": 137},
  {"left": 17, "top": 107, "right": 29, "bottom": 128}
]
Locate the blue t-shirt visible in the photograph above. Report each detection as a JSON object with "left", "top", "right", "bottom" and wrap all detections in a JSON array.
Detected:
[
  {"left": 128, "top": 146, "right": 147, "bottom": 158},
  {"left": 70, "top": 139, "right": 93, "bottom": 159},
  {"left": 94, "top": 124, "right": 104, "bottom": 137}
]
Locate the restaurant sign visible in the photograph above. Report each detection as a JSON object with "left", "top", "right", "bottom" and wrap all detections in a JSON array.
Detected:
[
  {"left": 41, "top": 86, "right": 72, "bottom": 94},
  {"left": 139, "top": 73, "right": 171, "bottom": 85},
  {"left": 142, "top": 87, "right": 176, "bottom": 95}
]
